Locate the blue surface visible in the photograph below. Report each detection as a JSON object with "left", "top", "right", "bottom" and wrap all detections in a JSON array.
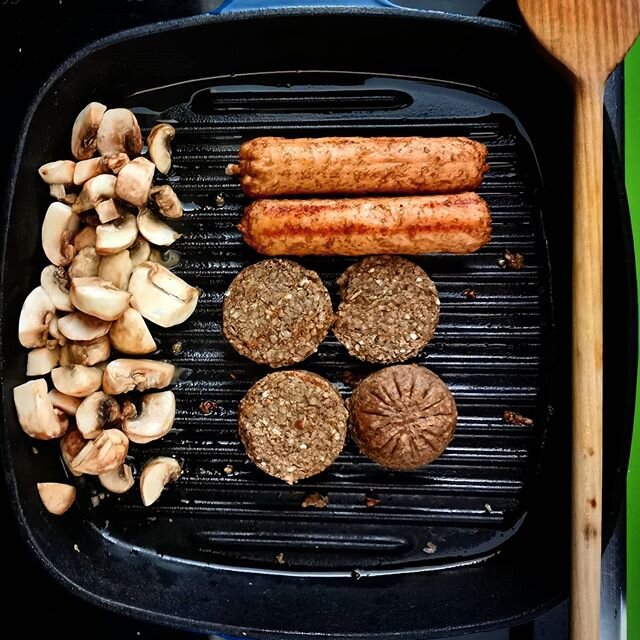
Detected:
[{"left": 215, "top": 0, "right": 398, "bottom": 13}]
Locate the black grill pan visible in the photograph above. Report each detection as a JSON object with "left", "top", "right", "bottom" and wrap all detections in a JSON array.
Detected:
[{"left": 1, "top": 4, "right": 635, "bottom": 638}]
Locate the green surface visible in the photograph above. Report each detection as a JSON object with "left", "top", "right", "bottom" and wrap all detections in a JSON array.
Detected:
[{"left": 626, "top": 38, "right": 640, "bottom": 640}]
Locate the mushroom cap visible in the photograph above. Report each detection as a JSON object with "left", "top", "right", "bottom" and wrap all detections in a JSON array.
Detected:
[
  {"left": 123, "top": 391, "right": 176, "bottom": 444},
  {"left": 39, "top": 160, "right": 76, "bottom": 185},
  {"left": 98, "top": 250, "right": 133, "bottom": 290},
  {"left": 72, "top": 174, "right": 117, "bottom": 214},
  {"left": 139, "top": 456, "right": 182, "bottom": 506},
  {"left": 96, "top": 213, "right": 138, "bottom": 255},
  {"left": 150, "top": 185, "right": 183, "bottom": 219},
  {"left": 71, "top": 102, "right": 107, "bottom": 160},
  {"left": 68, "top": 247, "right": 100, "bottom": 279},
  {"left": 51, "top": 365, "right": 104, "bottom": 398},
  {"left": 102, "top": 358, "right": 175, "bottom": 395},
  {"left": 19, "top": 286, "right": 56, "bottom": 349},
  {"left": 96, "top": 108, "right": 142, "bottom": 157},
  {"left": 109, "top": 307, "right": 156, "bottom": 355},
  {"left": 57, "top": 312, "right": 111, "bottom": 341},
  {"left": 147, "top": 123, "right": 175, "bottom": 175},
  {"left": 72, "top": 428, "right": 129, "bottom": 475},
  {"left": 99, "top": 464, "right": 134, "bottom": 494},
  {"left": 40, "top": 265, "right": 73, "bottom": 312},
  {"left": 42, "top": 202, "right": 81, "bottom": 267},
  {"left": 13, "top": 378, "right": 68, "bottom": 440},
  {"left": 59, "top": 335, "right": 111, "bottom": 367},
  {"left": 49, "top": 390, "right": 82, "bottom": 416},
  {"left": 37, "top": 483, "right": 76, "bottom": 515},
  {"left": 76, "top": 391, "right": 121, "bottom": 439},
  {"left": 69, "top": 276, "right": 131, "bottom": 321},
  {"left": 26, "top": 346, "right": 60, "bottom": 376},
  {"left": 129, "top": 262, "right": 199, "bottom": 328},
  {"left": 137, "top": 208, "right": 181, "bottom": 246},
  {"left": 115, "top": 157, "right": 155, "bottom": 207}
]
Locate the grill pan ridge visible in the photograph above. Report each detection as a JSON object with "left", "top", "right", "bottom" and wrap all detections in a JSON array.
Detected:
[{"left": 1, "top": 9, "right": 634, "bottom": 639}]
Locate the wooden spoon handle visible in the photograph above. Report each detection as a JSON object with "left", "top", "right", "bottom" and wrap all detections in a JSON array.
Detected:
[{"left": 571, "top": 78, "right": 604, "bottom": 640}]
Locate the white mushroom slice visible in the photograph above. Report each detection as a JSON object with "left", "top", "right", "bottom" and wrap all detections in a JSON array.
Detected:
[
  {"left": 72, "top": 429, "right": 129, "bottom": 475},
  {"left": 147, "top": 123, "right": 175, "bottom": 175},
  {"left": 73, "top": 157, "right": 107, "bottom": 185},
  {"left": 102, "top": 358, "right": 176, "bottom": 395},
  {"left": 71, "top": 102, "right": 107, "bottom": 160},
  {"left": 69, "top": 277, "right": 131, "bottom": 321},
  {"left": 149, "top": 185, "right": 183, "bottom": 219},
  {"left": 115, "top": 157, "right": 155, "bottom": 207},
  {"left": 137, "top": 208, "right": 181, "bottom": 246},
  {"left": 48, "top": 316, "right": 67, "bottom": 346},
  {"left": 129, "top": 262, "right": 199, "bottom": 328},
  {"left": 76, "top": 391, "right": 121, "bottom": 439},
  {"left": 59, "top": 335, "right": 111, "bottom": 367},
  {"left": 51, "top": 365, "right": 103, "bottom": 397},
  {"left": 19, "top": 286, "right": 56, "bottom": 348},
  {"left": 98, "top": 250, "right": 133, "bottom": 290},
  {"left": 38, "top": 160, "right": 76, "bottom": 185},
  {"left": 128, "top": 237, "right": 151, "bottom": 266},
  {"left": 60, "top": 428, "right": 86, "bottom": 475},
  {"left": 57, "top": 312, "right": 111, "bottom": 341},
  {"left": 123, "top": 391, "right": 175, "bottom": 444},
  {"left": 37, "top": 483, "right": 76, "bottom": 515},
  {"left": 96, "top": 213, "right": 138, "bottom": 255},
  {"left": 40, "top": 265, "right": 73, "bottom": 312},
  {"left": 73, "top": 225, "right": 97, "bottom": 250},
  {"left": 140, "top": 457, "right": 182, "bottom": 506},
  {"left": 68, "top": 246, "right": 100, "bottom": 279},
  {"left": 13, "top": 379, "right": 68, "bottom": 440},
  {"left": 96, "top": 108, "right": 142, "bottom": 157},
  {"left": 109, "top": 308, "right": 156, "bottom": 355},
  {"left": 99, "top": 464, "right": 134, "bottom": 494},
  {"left": 27, "top": 346, "right": 60, "bottom": 376},
  {"left": 42, "top": 202, "right": 81, "bottom": 266},
  {"left": 72, "top": 174, "right": 117, "bottom": 214},
  {"left": 49, "top": 390, "right": 82, "bottom": 416},
  {"left": 95, "top": 199, "right": 122, "bottom": 224}
]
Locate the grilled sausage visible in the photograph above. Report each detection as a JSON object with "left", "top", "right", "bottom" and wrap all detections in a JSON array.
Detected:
[
  {"left": 226, "top": 136, "right": 489, "bottom": 197},
  {"left": 239, "top": 193, "right": 491, "bottom": 256}
]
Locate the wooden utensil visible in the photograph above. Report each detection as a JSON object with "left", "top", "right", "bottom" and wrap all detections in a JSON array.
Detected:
[{"left": 516, "top": 1, "right": 640, "bottom": 639}]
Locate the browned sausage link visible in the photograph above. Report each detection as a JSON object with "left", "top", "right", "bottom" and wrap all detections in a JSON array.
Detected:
[
  {"left": 226, "top": 136, "right": 489, "bottom": 197},
  {"left": 239, "top": 193, "right": 491, "bottom": 256}
]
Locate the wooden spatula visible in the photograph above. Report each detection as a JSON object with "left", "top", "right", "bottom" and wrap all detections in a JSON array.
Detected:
[{"left": 516, "top": 1, "right": 640, "bottom": 639}]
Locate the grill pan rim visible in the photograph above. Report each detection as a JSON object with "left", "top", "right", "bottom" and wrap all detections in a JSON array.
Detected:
[{"left": 0, "top": 7, "right": 634, "bottom": 639}]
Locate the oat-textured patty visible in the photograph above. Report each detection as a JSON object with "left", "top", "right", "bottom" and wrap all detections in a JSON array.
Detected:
[
  {"left": 223, "top": 259, "right": 333, "bottom": 368},
  {"left": 333, "top": 256, "right": 439, "bottom": 363},
  {"left": 350, "top": 364, "right": 457, "bottom": 470},
  {"left": 238, "top": 370, "right": 348, "bottom": 483}
]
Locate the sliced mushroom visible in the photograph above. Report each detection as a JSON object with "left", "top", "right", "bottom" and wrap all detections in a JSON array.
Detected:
[
  {"left": 60, "top": 428, "right": 86, "bottom": 476},
  {"left": 140, "top": 457, "right": 182, "bottom": 506},
  {"left": 109, "top": 308, "right": 156, "bottom": 355},
  {"left": 26, "top": 346, "right": 60, "bottom": 376},
  {"left": 147, "top": 123, "right": 175, "bottom": 175},
  {"left": 76, "top": 391, "right": 121, "bottom": 439},
  {"left": 48, "top": 316, "right": 67, "bottom": 346},
  {"left": 102, "top": 358, "right": 176, "bottom": 395},
  {"left": 57, "top": 311, "right": 111, "bottom": 341},
  {"left": 59, "top": 335, "right": 111, "bottom": 367},
  {"left": 37, "top": 483, "right": 76, "bottom": 515},
  {"left": 137, "top": 208, "right": 181, "bottom": 246},
  {"left": 19, "top": 286, "right": 56, "bottom": 348},
  {"left": 96, "top": 108, "right": 142, "bottom": 157},
  {"left": 103, "top": 152, "right": 130, "bottom": 174},
  {"left": 40, "top": 265, "right": 73, "bottom": 312},
  {"left": 72, "top": 174, "right": 117, "bottom": 214},
  {"left": 73, "top": 157, "right": 107, "bottom": 185},
  {"left": 69, "top": 276, "right": 131, "bottom": 321},
  {"left": 49, "top": 390, "right": 82, "bottom": 416},
  {"left": 73, "top": 225, "right": 97, "bottom": 250},
  {"left": 42, "top": 202, "right": 81, "bottom": 266},
  {"left": 149, "top": 185, "right": 183, "bottom": 219},
  {"left": 51, "top": 365, "right": 103, "bottom": 398},
  {"left": 98, "top": 250, "right": 133, "bottom": 290},
  {"left": 99, "top": 464, "right": 134, "bottom": 494},
  {"left": 115, "top": 157, "right": 155, "bottom": 207},
  {"left": 38, "top": 160, "right": 76, "bottom": 185},
  {"left": 129, "top": 262, "right": 199, "bottom": 328},
  {"left": 128, "top": 237, "right": 151, "bottom": 266},
  {"left": 13, "top": 379, "right": 68, "bottom": 440},
  {"left": 95, "top": 199, "right": 123, "bottom": 224},
  {"left": 71, "top": 102, "right": 107, "bottom": 160},
  {"left": 68, "top": 246, "right": 100, "bottom": 279},
  {"left": 123, "top": 391, "right": 175, "bottom": 444},
  {"left": 96, "top": 213, "right": 138, "bottom": 255},
  {"left": 72, "top": 429, "right": 129, "bottom": 475}
]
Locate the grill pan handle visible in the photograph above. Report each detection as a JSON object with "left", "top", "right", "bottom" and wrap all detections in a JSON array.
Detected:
[{"left": 213, "top": 0, "right": 497, "bottom": 17}]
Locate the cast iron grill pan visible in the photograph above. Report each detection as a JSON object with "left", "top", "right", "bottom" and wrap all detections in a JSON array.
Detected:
[{"left": 74, "top": 72, "right": 553, "bottom": 572}]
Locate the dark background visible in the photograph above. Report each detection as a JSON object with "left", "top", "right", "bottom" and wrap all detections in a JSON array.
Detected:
[{"left": 0, "top": 1, "right": 623, "bottom": 638}]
